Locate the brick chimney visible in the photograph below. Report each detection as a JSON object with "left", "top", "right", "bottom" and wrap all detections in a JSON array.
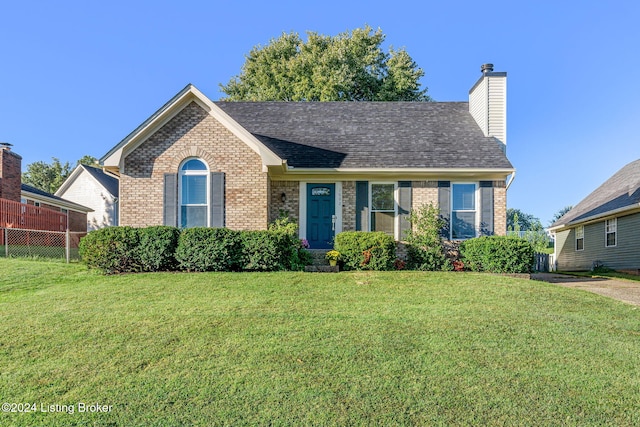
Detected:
[
  {"left": 469, "top": 63, "right": 507, "bottom": 151},
  {"left": 0, "top": 142, "right": 22, "bottom": 202}
]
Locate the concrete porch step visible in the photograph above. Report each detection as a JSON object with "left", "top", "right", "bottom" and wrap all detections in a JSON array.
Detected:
[
  {"left": 307, "top": 249, "right": 330, "bottom": 266},
  {"left": 304, "top": 249, "right": 339, "bottom": 272}
]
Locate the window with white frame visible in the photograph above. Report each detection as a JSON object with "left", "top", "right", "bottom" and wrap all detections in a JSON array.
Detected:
[
  {"left": 605, "top": 218, "right": 617, "bottom": 247},
  {"left": 179, "top": 158, "right": 209, "bottom": 228},
  {"left": 575, "top": 225, "right": 584, "bottom": 251},
  {"left": 370, "top": 183, "right": 396, "bottom": 236},
  {"left": 451, "top": 183, "right": 477, "bottom": 239}
]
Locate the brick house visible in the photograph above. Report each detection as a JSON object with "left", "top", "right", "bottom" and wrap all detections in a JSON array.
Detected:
[
  {"left": 101, "top": 64, "right": 514, "bottom": 249},
  {"left": 0, "top": 144, "right": 91, "bottom": 232}
]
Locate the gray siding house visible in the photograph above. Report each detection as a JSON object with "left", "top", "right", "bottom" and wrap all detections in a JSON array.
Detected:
[{"left": 549, "top": 159, "right": 640, "bottom": 272}]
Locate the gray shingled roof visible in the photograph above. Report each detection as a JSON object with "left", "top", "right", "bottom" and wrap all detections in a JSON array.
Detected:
[
  {"left": 215, "top": 101, "right": 513, "bottom": 169},
  {"left": 551, "top": 159, "right": 640, "bottom": 228},
  {"left": 82, "top": 164, "right": 119, "bottom": 197},
  {"left": 21, "top": 184, "right": 92, "bottom": 212}
]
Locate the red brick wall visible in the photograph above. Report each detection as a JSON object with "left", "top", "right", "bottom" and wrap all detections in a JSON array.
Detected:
[
  {"left": 0, "top": 148, "right": 22, "bottom": 202},
  {"left": 120, "top": 101, "right": 268, "bottom": 229}
]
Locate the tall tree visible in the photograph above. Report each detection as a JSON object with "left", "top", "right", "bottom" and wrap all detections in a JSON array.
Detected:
[
  {"left": 549, "top": 206, "right": 573, "bottom": 225},
  {"left": 507, "top": 208, "right": 544, "bottom": 232},
  {"left": 220, "top": 26, "right": 431, "bottom": 102},
  {"left": 22, "top": 158, "right": 72, "bottom": 194},
  {"left": 77, "top": 155, "right": 98, "bottom": 166},
  {"left": 22, "top": 155, "right": 97, "bottom": 194}
]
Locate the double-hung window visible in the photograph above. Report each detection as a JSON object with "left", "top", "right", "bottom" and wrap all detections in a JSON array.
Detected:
[
  {"left": 451, "top": 183, "right": 477, "bottom": 239},
  {"left": 370, "top": 183, "right": 396, "bottom": 236},
  {"left": 575, "top": 226, "right": 584, "bottom": 251},
  {"left": 605, "top": 218, "right": 617, "bottom": 247},
  {"left": 179, "top": 158, "right": 209, "bottom": 228}
]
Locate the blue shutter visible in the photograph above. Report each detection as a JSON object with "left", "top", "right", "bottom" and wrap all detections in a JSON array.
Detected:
[
  {"left": 398, "top": 181, "right": 412, "bottom": 240},
  {"left": 438, "top": 181, "right": 450, "bottom": 238},
  {"left": 163, "top": 173, "right": 177, "bottom": 226},
  {"left": 480, "top": 181, "right": 494, "bottom": 236},
  {"left": 355, "top": 181, "right": 369, "bottom": 231},
  {"left": 210, "top": 172, "right": 225, "bottom": 228}
]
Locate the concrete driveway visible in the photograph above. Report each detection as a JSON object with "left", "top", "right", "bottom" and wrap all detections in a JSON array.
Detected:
[{"left": 532, "top": 273, "right": 640, "bottom": 306}]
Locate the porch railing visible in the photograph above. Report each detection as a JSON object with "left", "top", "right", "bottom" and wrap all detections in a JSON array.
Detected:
[{"left": 0, "top": 198, "right": 67, "bottom": 231}]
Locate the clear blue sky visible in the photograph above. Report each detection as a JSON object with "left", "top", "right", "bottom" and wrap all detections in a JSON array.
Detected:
[{"left": 2, "top": 0, "right": 639, "bottom": 225}]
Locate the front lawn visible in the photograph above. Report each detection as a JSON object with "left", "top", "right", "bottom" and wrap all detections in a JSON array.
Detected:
[{"left": 1, "top": 259, "right": 639, "bottom": 426}]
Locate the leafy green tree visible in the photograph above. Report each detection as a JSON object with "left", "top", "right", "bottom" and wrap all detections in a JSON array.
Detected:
[
  {"left": 22, "top": 157, "right": 73, "bottom": 194},
  {"left": 220, "top": 26, "right": 431, "bottom": 102},
  {"left": 507, "top": 208, "right": 543, "bottom": 232},
  {"left": 549, "top": 206, "right": 573, "bottom": 225},
  {"left": 77, "top": 155, "right": 98, "bottom": 166},
  {"left": 507, "top": 208, "right": 550, "bottom": 253},
  {"left": 405, "top": 203, "right": 451, "bottom": 271},
  {"left": 22, "top": 155, "right": 98, "bottom": 194}
]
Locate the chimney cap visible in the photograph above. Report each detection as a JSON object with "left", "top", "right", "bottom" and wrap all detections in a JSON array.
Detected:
[
  {"left": 0, "top": 142, "right": 13, "bottom": 150},
  {"left": 481, "top": 63, "right": 494, "bottom": 73}
]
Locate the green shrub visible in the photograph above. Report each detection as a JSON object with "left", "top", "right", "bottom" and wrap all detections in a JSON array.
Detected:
[
  {"left": 79, "top": 226, "right": 141, "bottom": 274},
  {"left": 273, "top": 232, "right": 312, "bottom": 271},
  {"left": 267, "top": 214, "right": 311, "bottom": 271},
  {"left": 405, "top": 203, "right": 451, "bottom": 271},
  {"left": 268, "top": 212, "right": 299, "bottom": 235},
  {"left": 237, "top": 229, "right": 313, "bottom": 272},
  {"left": 334, "top": 231, "right": 396, "bottom": 271},
  {"left": 175, "top": 228, "right": 242, "bottom": 272},
  {"left": 240, "top": 231, "right": 286, "bottom": 271},
  {"left": 81, "top": 224, "right": 311, "bottom": 274},
  {"left": 138, "top": 226, "right": 180, "bottom": 272},
  {"left": 460, "top": 236, "right": 535, "bottom": 273}
]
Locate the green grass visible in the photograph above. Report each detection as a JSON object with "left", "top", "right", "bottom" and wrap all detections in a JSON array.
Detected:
[
  {"left": 0, "top": 245, "right": 81, "bottom": 260},
  {"left": 1, "top": 259, "right": 640, "bottom": 426}
]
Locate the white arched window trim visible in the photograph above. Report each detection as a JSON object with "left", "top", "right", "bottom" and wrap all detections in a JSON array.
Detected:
[{"left": 178, "top": 158, "right": 210, "bottom": 228}]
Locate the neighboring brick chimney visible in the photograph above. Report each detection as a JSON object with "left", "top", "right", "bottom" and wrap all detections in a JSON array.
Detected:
[
  {"left": 469, "top": 63, "right": 507, "bottom": 151},
  {"left": 0, "top": 142, "right": 22, "bottom": 202}
]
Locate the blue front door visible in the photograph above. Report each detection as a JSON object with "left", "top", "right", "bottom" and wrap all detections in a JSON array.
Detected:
[{"left": 307, "top": 184, "right": 335, "bottom": 249}]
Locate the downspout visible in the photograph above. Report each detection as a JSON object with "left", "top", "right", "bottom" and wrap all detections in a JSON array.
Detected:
[{"left": 505, "top": 170, "right": 516, "bottom": 190}]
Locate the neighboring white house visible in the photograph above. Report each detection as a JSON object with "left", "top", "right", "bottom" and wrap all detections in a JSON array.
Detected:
[{"left": 56, "top": 164, "right": 119, "bottom": 230}]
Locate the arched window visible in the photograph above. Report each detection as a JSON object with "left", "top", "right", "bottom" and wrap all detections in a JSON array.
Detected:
[{"left": 179, "top": 158, "right": 209, "bottom": 227}]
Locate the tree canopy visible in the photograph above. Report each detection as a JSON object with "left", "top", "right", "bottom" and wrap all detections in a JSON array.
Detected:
[
  {"left": 549, "top": 206, "right": 573, "bottom": 225},
  {"left": 22, "top": 155, "right": 98, "bottom": 194},
  {"left": 507, "top": 208, "right": 544, "bottom": 232},
  {"left": 220, "top": 26, "right": 431, "bottom": 102}
]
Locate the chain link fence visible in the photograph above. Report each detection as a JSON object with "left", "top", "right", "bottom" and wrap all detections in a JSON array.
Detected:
[{"left": 0, "top": 227, "right": 86, "bottom": 262}]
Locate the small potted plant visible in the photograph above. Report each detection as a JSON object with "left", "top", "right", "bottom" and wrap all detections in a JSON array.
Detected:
[{"left": 325, "top": 250, "right": 341, "bottom": 266}]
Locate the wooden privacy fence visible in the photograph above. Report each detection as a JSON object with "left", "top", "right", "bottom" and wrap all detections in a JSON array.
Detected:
[
  {"left": 534, "top": 253, "right": 555, "bottom": 272},
  {"left": 0, "top": 198, "right": 67, "bottom": 231}
]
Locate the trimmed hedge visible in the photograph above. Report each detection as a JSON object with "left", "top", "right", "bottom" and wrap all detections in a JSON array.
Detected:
[
  {"left": 138, "top": 226, "right": 181, "bottom": 272},
  {"left": 80, "top": 226, "right": 310, "bottom": 274},
  {"left": 334, "top": 231, "right": 396, "bottom": 271},
  {"left": 79, "top": 226, "right": 141, "bottom": 274},
  {"left": 459, "top": 236, "right": 535, "bottom": 273},
  {"left": 175, "top": 228, "right": 242, "bottom": 272},
  {"left": 242, "top": 230, "right": 311, "bottom": 271}
]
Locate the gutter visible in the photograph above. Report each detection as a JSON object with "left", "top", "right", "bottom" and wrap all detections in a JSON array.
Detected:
[{"left": 506, "top": 169, "right": 516, "bottom": 190}]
